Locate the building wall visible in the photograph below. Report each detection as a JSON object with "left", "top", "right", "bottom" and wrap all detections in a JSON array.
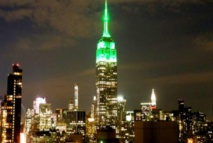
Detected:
[{"left": 135, "top": 121, "right": 178, "bottom": 143}]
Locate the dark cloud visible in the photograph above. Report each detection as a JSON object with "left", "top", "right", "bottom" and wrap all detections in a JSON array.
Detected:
[
  {"left": 0, "top": 0, "right": 101, "bottom": 39},
  {"left": 193, "top": 35, "right": 213, "bottom": 52}
]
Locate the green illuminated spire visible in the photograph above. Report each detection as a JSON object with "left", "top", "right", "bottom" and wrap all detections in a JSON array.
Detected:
[
  {"left": 103, "top": 0, "right": 110, "bottom": 37},
  {"left": 96, "top": 0, "right": 117, "bottom": 63}
]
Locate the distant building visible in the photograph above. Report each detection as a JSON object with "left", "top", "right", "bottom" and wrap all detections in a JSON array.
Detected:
[
  {"left": 68, "top": 99, "right": 74, "bottom": 111},
  {"left": 25, "top": 108, "right": 35, "bottom": 134},
  {"left": 178, "top": 98, "right": 184, "bottom": 113},
  {"left": 55, "top": 108, "right": 67, "bottom": 123},
  {"left": 66, "top": 111, "right": 86, "bottom": 135},
  {"left": 96, "top": 126, "right": 119, "bottom": 143},
  {"left": 68, "top": 133, "right": 83, "bottom": 143},
  {"left": 138, "top": 89, "right": 157, "bottom": 121},
  {"left": 0, "top": 64, "right": 23, "bottom": 143},
  {"left": 74, "top": 84, "right": 79, "bottom": 111},
  {"left": 33, "top": 97, "right": 46, "bottom": 114},
  {"left": 39, "top": 103, "right": 52, "bottom": 131}
]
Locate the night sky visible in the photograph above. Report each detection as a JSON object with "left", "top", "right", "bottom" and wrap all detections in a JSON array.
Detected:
[{"left": 0, "top": 0, "right": 213, "bottom": 119}]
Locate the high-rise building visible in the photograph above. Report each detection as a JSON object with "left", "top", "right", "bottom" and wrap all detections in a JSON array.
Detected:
[
  {"left": 1, "top": 64, "right": 23, "bottom": 143},
  {"left": 95, "top": 0, "right": 118, "bottom": 127},
  {"left": 139, "top": 89, "right": 157, "bottom": 120},
  {"left": 68, "top": 99, "right": 74, "bottom": 111},
  {"left": 39, "top": 103, "right": 52, "bottom": 131},
  {"left": 178, "top": 99, "right": 184, "bottom": 113},
  {"left": 33, "top": 97, "right": 46, "bottom": 114},
  {"left": 74, "top": 84, "right": 78, "bottom": 111},
  {"left": 66, "top": 111, "right": 86, "bottom": 135},
  {"left": 151, "top": 88, "right": 156, "bottom": 109}
]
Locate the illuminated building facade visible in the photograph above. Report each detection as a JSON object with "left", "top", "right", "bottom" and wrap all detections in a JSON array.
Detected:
[
  {"left": 151, "top": 88, "right": 156, "bottom": 109},
  {"left": 139, "top": 89, "right": 157, "bottom": 120},
  {"left": 117, "top": 96, "right": 126, "bottom": 130},
  {"left": 95, "top": 0, "right": 118, "bottom": 127},
  {"left": 25, "top": 109, "right": 35, "bottom": 134},
  {"left": 66, "top": 111, "right": 86, "bottom": 135},
  {"left": 33, "top": 97, "right": 46, "bottom": 114},
  {"left": 0, "top": 64, "right": 23, "bottom": 143},
  {"left": 74, "top": 84, "right": 78, "bottom": 111},
  {"left": 68, "top": 99, "right": 74, "bottom": 110},
  {"left": 39, "top": 103, "right": 52, "bottom": 131}
]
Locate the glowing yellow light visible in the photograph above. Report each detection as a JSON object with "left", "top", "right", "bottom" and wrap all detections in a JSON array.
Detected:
[
  {"left": 20, "top": 133, "right": 26, "bottom": 143},
  {"left": 187, "top": 138, "right": 194, "bottom": 143},
  {"left": 117, "top": 96, "right": 124, "bottom": 102},
  {"left": 88, "top": 118, "right": 95, "bottom": 122}
]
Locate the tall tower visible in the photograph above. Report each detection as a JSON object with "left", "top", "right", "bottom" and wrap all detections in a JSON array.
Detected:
[
  {"left": 1, "top": 64, "right": 23, "bottom": 143},
  {"left": 151, "top": 88, "right": 156, "bottom": 109},
  {"left": 95, "top": 0, "right": 118, "bottom": 127},
  {"left": 74, "top": 84, "right": 78, "bottom": 111}
]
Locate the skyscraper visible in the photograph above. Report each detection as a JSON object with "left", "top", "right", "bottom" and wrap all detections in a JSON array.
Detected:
[
  {"left": 95, "top": 0, "right": 118, "bottom": 127},
  {"left": 151, "top": 88, "right": 156, "bottom": 109},
  {"left": 74, "top": 84, "right": 79, "bottom": 111},
  {"left": 33, "top": 97, "right": 46, "bottom": 114},
  {"left": 1, "top": 64, "right": 23, "bottom": 143}
]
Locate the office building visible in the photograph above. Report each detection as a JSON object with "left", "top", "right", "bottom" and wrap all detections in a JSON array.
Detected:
[
  {"left": 1, "top": 64, "right": 23, "bottom": 143},
  {"left": 97, "top": 126, "right": 119, "bottom": 143},
  {"left": 33, "top": 97, "right": 46, "bottom": 114},
  {"left": 66, "top": 111, "right": 86, "bottom": 135},
  {"left": 39, "top": 103, "right": 52, "bottom": 131},
  {"left": 68, "top": 99, "right": 74, "bottom": 111},
  {"left": 74, "top": 84, "right": 79, "bottom": 111},
  {"left": 95, "top": 0, "right": 118, "bottom": 127}
]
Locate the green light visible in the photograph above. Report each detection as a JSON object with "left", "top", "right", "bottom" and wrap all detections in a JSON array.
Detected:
[
  {"left": 96, "top": 0, "right": 117, "bottom": 63},
  {"left": 110, "top": 42, "right": 115, "bottom": 49},
  {"left": 96, "top": 39, "right": 117, "bottom": 63},
  {"left": 103, "top": 0, "right": 110, "bottom": 37},
  {"left": 98, "top": 41, "right": 105, "bottom": 49}
]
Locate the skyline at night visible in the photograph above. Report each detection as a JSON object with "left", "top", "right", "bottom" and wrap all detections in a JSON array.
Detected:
[{"left": 0, "top": 0, "right": 213, "bottom": 120}]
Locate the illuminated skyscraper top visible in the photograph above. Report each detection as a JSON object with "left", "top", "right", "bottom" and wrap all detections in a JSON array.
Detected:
[
  {"left": 74, "top": 83, "right": 79, "bottom": 111},
  {"left": 96, "top": 0, "right": 117, "bottom": 63},
  {"left": 151, "top": 88, "right": 156, "bottom": 107},
  {"left": 95, "top": 0, "right": 118, "bottom": 126}
]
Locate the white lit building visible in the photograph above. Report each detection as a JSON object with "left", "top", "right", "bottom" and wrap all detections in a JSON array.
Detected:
[
  {"left": 74, "top": 84, "right": 79, "bottom": 111},
  {"left": 39, "top": 103, "right": 52, "bottom": 131},
  {"left": 140, "top": 89, "right": 157, "bottom": 120},
  {"left": 33, "top": 97, "right": 46, "bottom": 114}
]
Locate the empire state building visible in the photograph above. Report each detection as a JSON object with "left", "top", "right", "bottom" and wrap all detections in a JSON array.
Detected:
[{"left": 95, "top": 0, "right": 118, "bottom": 127}]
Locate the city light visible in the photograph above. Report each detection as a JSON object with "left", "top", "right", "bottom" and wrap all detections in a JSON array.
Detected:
[
  {"left": 20, "top": 133, "right": 26, "bottom": 143},
  {"left": 187, "top": 138, "right": 194, "bottom": 143},
  {"left": 117, "top": 96, "right": 124, "bottom": 102}
]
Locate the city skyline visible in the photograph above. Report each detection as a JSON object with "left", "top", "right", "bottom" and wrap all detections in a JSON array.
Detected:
[{"left": 0, "top": 0, "right": 213, "bottom": 120}]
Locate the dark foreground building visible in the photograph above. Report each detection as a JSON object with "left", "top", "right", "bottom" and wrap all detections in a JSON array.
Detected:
[
  {"left": 1, "top": 64, "right": 23, "bottom": 143},
  {"left": 134, "top": 121, "right": 178, "bottom": 143},
  {"left": 96, "top": 126, "right": 119, "bottom": 143}
]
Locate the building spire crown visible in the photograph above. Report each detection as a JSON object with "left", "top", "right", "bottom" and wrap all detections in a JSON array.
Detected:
[
  {"left": 151, "top": 88, "right": 156, "bottom": 106},
  {"left": 103, "top": 0, "right": 110, "bottom": 37}
]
